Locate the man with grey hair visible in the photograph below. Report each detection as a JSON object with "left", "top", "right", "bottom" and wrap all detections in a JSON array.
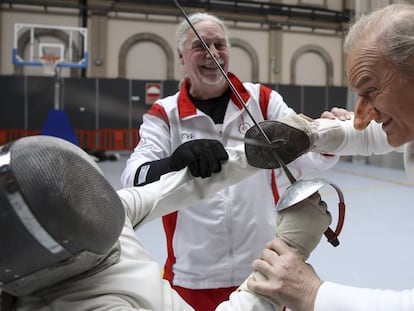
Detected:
[
  {"left": 247, "top": 4, "right": 414, "bottom": 310},
  {"left": 121, "top": 12, "right": 339, "bottom": 310}
]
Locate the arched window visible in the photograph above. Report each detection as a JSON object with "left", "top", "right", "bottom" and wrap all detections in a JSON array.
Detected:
[
  {"left": 118, "top": 33, "right": 174, "bottom": 80},
  {"left": 290, "top": 44, "right": 333, "bottom": 86}
]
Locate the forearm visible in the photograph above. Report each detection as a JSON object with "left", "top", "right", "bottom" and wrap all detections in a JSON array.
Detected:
[
  {"left": 133, "top": 158, "right": 172, "bottom": 186},
  {"left": 312, "top": 118, "right": 400, "bottom": 156},
  {"left": 121, "top": 150, "right": 171, "bottom": 188},
  {"left": 315, "top": 282, "right": 414, "bottom": 311},
  {"left": 119, "top": 144, "right": 260, "bottom": 227}
]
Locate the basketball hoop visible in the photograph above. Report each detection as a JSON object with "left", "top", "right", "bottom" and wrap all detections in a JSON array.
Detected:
[{"left": 40, "top": 55, "right": 60, "bottom": 75}]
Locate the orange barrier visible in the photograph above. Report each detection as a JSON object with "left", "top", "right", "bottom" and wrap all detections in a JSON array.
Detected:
[
  {"left": 0, "top": 129, "right": 140, "bottom": 151},
  {"left": 0, "top": 129, "right": 40, "bottom": 145},
  {"left": 93, "top": 129, "right": 140, "bottom": 150}
]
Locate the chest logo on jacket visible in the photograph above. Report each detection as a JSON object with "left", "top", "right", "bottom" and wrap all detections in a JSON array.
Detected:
[
  {"left": 239, "top": 123, "right": 252, "bottom": 135},
  {"left": 181, "top": 132, "right": 194, "bottom": 141}
]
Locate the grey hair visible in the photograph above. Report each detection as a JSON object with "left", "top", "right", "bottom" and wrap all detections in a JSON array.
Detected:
[
  {"left": 344, "top": 3, "right": 414, "bottom": 78},
  {"left": 175, "top": 12, "right": 230, "bottom": 52}
]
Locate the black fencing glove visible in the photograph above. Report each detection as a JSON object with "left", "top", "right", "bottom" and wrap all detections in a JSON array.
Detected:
[
  {"left": 170, "top": 139, "right": 229, "bottom": 178},
  {"left": 134, "top": 139, "right": 228, "bottom": 186}
]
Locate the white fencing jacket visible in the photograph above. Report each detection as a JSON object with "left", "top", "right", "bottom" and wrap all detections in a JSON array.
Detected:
[
  {"left": 10, "top": 145, "right": 275, "bottom": 311},
  {"left": 313, "top": 119, "right": 414, "bottom": 311},
  {"left": 121, "top": 73, "right": 339, "bottom": 288}
]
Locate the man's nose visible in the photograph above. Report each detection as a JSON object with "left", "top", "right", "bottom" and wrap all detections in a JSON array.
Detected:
[
  {"left": 354, "top": 97, "right": 379, "bottom": 130},
  {"left": 205, "top": 44, "right": 219, "bottom": 58}
]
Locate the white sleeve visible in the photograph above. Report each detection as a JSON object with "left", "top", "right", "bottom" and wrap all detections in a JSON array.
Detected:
[
  {"left": 117, "top": 144, "right": 260, "bottom": 228},
  {"left": 314, "top": 118, "right": 402, "bottom": 156},
  {"left": 216, "top": 290, "right": 276, "bottom": 311},
  {"left": 315, "top": 282, "right": 414, "bottom": 311}
]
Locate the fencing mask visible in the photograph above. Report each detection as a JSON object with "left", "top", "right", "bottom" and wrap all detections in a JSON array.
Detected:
[{"left": 0, "top": 135, "right": 125, "bottom": 296}]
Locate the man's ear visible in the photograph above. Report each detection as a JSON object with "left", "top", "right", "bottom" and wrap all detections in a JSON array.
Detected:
[{"left": 178, "top": 48, "right": 184, "bottom": 65}]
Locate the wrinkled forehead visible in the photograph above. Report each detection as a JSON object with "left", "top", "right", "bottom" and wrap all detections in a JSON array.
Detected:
[
  {"left": 345, "top": 44, "right": 382, "bottom": 89},
  {"left": 185, "top": 20, "right": 226, "bottom": 42}
]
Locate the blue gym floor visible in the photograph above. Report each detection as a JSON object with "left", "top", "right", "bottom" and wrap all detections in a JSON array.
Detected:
[{"left": 99, "top": 154, "right": 413, "bottom": 291}]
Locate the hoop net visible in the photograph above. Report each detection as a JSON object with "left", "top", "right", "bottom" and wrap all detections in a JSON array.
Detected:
[{"left": 40, "top": 55, "right": 60, "bottom": 75}]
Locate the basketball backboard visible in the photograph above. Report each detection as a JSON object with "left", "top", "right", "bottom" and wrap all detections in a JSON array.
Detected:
[{"left": 13, "top": 23, "right": 88, "bottom": 71}]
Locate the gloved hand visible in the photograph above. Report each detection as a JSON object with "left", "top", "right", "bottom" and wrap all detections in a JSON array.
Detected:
[
  {"left": 276, "top": 192, "right": 331, "bottom": 260},
  {"left": 275, "top": 114, "right": 345, "bottom": 154},
  {"left": 244, "top": 119, "right": 311, "bottom": 169},
  {"left": 237, "top": 192, "right": 331, "bottom": 310},
  {"left": 244, "top": 114, "right": 346, "bottom": 169},
  {"left": 170, "top": 139, "right": 229, "bottom": 178}
]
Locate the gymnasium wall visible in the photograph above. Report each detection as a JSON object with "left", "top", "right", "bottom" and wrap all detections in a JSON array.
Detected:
[
  {"left": 1, "top": 4, "right": 346, "bottom": 85},
  {"left": 0, "top": 75, "right": 348, "bottom": 150}
]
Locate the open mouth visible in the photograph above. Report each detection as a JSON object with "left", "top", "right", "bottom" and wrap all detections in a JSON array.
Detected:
[
  {"left": 201, "top": 62, "right": 223, "bottom": 71},
  {"left": 202, "top": 65, "right": 218, "bottom": 71}
]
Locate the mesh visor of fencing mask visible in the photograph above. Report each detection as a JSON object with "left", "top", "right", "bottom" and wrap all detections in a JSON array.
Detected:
[{"left": 0, "top": 136, "right": 125, "bottom": 296}]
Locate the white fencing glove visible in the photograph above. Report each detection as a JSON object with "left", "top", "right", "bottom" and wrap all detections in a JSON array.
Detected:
[
  {"left": 237, "top": 192, "right": 331, "bottom": 309},
  {"left": 276, "top": 192, "right": 332, "bottom": 260}
]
